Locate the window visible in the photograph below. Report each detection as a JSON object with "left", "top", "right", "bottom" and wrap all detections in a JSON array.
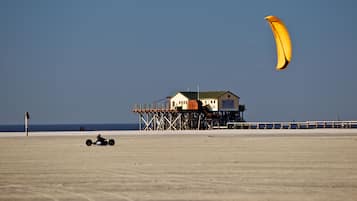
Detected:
[{"left": 222, "top": 100, "right": 234, "bottom": 109}]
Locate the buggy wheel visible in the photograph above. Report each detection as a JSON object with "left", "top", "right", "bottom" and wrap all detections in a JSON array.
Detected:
[
  {"left": 109, "top": 139, "right": 115, "bottom": 146},
  {"left": 86, "top": 139, "right": 92, "bottom": 146}
]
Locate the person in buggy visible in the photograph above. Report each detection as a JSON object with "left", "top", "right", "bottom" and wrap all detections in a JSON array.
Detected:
[
  {"left": 85, "top": 134, "right": 115, "bottom": 146},
  {"left": 96, "top": 134, "right": 106, "bottom": 144}
]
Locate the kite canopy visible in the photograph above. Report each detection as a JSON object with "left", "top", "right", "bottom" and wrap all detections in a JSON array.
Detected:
[{"left": 265, "top": 15, "right": 292, "bottom": 70}]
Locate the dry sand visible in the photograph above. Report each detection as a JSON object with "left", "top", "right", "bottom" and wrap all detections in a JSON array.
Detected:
[{"left": 1, "top": 130, "right": 357, "bottom": 201}]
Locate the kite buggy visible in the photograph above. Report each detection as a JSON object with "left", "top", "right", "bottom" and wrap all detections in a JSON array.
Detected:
[{"left": 86, "top": 134, "right": 115, "bottom": 146}]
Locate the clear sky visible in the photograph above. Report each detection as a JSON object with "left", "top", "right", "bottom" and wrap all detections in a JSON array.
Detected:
[{"left": 1, "top": 0, "right": 357, "bottom": 124}]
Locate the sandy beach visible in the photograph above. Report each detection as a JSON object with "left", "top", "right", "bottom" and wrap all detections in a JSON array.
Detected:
[{"left": 1, "top": 130, "right": 357, "bottom": 201}]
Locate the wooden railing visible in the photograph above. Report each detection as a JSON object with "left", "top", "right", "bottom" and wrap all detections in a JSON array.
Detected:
[{"left": 226, "top": 121, "right": 357, "bottom": 129}]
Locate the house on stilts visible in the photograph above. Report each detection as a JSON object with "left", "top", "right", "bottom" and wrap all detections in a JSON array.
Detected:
[{"left": 133, "top": 91, "right": 245, "bottom": 130}]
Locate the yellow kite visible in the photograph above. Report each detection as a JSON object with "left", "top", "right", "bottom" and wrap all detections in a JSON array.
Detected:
[{"left": 265, "top": 15, "right": 292, "bottom": 70}]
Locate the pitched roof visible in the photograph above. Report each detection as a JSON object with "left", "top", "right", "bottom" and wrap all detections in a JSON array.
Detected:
[
  {"left": 178, "top": 91, "right": 239, "bottom": 100},
  {"left": 179, "top": 92, "right": 199, "bottom": 100},
  {"left": 199, "top": 91, "right": 228, "bottom": 99}
]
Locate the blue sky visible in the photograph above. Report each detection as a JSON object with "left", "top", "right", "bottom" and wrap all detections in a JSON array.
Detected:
[{"left": 1, "top": 0, "right": 357, "bottom": 124}]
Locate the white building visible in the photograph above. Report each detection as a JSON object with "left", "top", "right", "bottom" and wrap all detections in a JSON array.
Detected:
[{"left": 170, "top": 91, "right": 239, "bottom": 112}]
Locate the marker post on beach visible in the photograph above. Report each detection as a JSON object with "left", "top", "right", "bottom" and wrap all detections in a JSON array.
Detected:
[{"left": 25, "top": 112, "right": 30, "bottom": 136}]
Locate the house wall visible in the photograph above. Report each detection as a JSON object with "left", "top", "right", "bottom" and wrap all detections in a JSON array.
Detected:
[
  {"left": 170, "top": 93, "right": 189, "bottom": 110},
  {"left": 218, "top": 92, "right": 239, "bottom": 111},
  {"left": 201, "top": 98, "right": 218, "bottom": 111}
]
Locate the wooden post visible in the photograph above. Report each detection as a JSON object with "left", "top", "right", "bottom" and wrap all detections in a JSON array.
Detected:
[{"left": 25, "top": 112, "right": 30, "bottom": 136}]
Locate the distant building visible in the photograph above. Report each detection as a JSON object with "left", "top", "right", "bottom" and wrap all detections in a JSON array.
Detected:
[
  {"left": 133, "top": 90, "right": 244, "bottom": 130},
  {"left": 170, "top": 91, "right": 239, "bottom": 112}
]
